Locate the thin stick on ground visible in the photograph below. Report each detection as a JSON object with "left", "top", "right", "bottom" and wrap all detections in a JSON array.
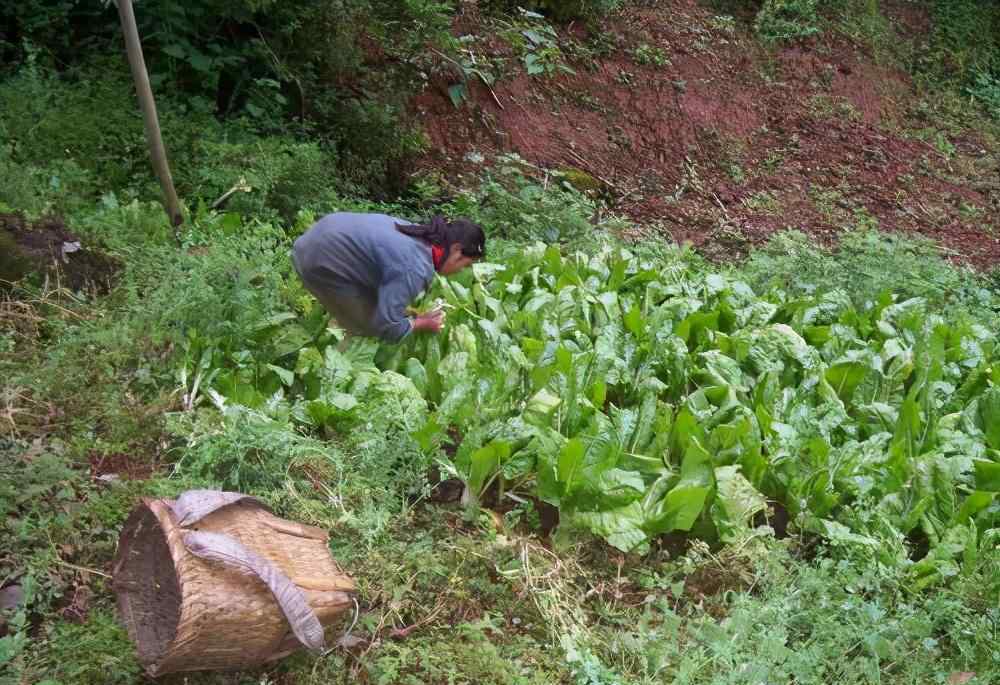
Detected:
[{"left": 53, "top": 558, "right": 112, "bottom": 579}]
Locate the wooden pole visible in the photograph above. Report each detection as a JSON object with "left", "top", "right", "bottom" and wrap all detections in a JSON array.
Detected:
[{"left": 116, "top": 0, "right": 184, "bottom": 232}]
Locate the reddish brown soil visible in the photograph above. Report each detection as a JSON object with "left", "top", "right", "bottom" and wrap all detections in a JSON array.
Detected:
[
  {"left": 412, "top": 0, "right": 1000, "bottom": 267},
  {"left": 88, "top": 450, "right": 156, "bottom": 481},
  {"left": 0, "top": 213, "right": 121, "bottom": 292}
]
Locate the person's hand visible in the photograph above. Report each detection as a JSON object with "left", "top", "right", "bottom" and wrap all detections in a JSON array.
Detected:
[{"left": 412, "top": 308, "right": 444, "bottom": 333}]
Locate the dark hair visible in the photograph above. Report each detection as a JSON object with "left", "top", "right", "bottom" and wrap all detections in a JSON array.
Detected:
[{"left": 397, "top": 215, "right": 486, "bottom": 259}]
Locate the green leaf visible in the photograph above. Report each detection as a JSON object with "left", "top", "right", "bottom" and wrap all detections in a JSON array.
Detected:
[
  {"left": 162, "top": 43, "right": 187, "bottom": 59},
  {"left": 451, "top": 323, "right": 478, "bottom": 358},
  {"left": 558, "top": 438, "right": 586, "bottom": 494},
  {"left": 298, "top": 401, "right": 326, "bottom": 426},
  {"left": 590, "top": 380, "right": 607, "bottom": 408},
  {"left": 585, "top": 469, "right": 646, "bottom": 509},
  {"left": 953, "top": 491, "right": 995, "bottom": 524},
  {"left": 974, "top": 460, "right": 1000, "bottom": 492},
  {"left": 628, "top": 390, "right": 659, "bottom": 453},
  {"left": 805, "top": 518, "right": 880, "bottom": 547},
  {"left": 825, "top": 361, "right": 867, "bottom": 405},
  {"left": 534, "top": 428, "right": 570, "bottom": 505},
  {"left": 555, "top": 345, "right": 573, "bottom": 377},
  {"left": 978, "top": 386, "right": 1000, "bottom": 450},
  {"left": 610, "top": 405, "right": 638, "bottom": 451},
  {"left": 219, "top": 212, "right": 242, "bottom": 234},
  {"left": 254, "top": 311, "right": 298, "bottom": 331},
  {"left": 524, "top": 53, "right": 545, "bottom": 75},
  {"left": 373, "top": 371, "right": 428, "bottom": 426},
  {"left": 412, "top": 416, "right": 444, "bottom": 452},
  {"left": 328, "top": 392, "right": 359, "bottom": 412},
  {"left": 468, "top": 441, "right": 510, "bottom": 497},
  {"left": 272, "top": 324, "right": 313, "bottom": 359},
  {"left": 472, "top": 262, "right": 506, "bottom": 281},
  {"left": 887, "top": 383, "right": 922, "bottom": 488},
  {"left": 323, "top": 346, "right": 354, "bottom": 386},
  {"left": 525, "top": 388, "right": 562, "bottom": 427},
  {"left": 295, "top": 347, "right": 324, "bottom": 376},
  {"left": 187, "top": 49, "right": 213, "bottom": 72},
  {"left": 608, "top": 255, "right": 628, "bottom": 291},
  {"left": 676, "top": 310, "right": 719, "bottom": 347},
  {"left": 438, "top": 380, "right": 475, "bottom": 423},
  {"left": 573, "top": 502, "right": 648, "bottom": 553},
  {"left": 712, "top": 465, "right": 767, "bottom": 543},
  {"left": 502, "top": 448, "right": 536, "bottom": 480},
  {"left": 425, "top": 335, "right": 443, "bottom": 403},
  {"left": 647, "top": 438, "right": 715, "bottom": 534},
  {"left": 522, "top": 29, "right": 547, "bottom": 45},
  {"left": 624, "top": 304, "right": 644, "bottom": 338},
  {"left": 448, "top": 83, "right": 468, "bottom": 107},
  {"left": 266, "top": 364, "right": 294, "bottom": 387},
  {"left": 668, "top": 407, "right": 704, "bottom": 465},
  {"left": 744, "top": 323, "right": 820, "bottom": 377},
  {"left": 404, "top": 358, "right": 428, "bottom": 394}
]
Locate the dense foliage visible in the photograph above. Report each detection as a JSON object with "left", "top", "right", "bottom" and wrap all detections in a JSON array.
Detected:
[
  {"left": 183, "top": 236, "right": 1000, "bottom": 588},
  {"left": 1, "top": 0, "right": 457, "bottom": 195}
]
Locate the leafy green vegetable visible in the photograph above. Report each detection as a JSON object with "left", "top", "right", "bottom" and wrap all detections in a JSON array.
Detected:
[
  {"left": 195, "top": 240, "right": 1000, "bottom": 566},
  {"left": 712, "top": 465, "right": 767, "bottom": 543}
]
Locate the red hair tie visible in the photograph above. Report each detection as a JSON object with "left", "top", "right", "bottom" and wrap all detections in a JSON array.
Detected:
[{"left": 431, "top": 244, "right": 446, "bottom": 271}]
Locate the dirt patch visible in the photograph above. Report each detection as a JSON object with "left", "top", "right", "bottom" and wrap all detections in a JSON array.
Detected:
[
  {"left": 88, "top": 450, "right": 156, "bottom": 481},
  {"left": 57, "top": 582, "right": 93, "bottom": 624},
  {"left": 753, "top": 499, "right": 791, "bottom": 539},
  {"left": 0, "top": 213, "right": 122, "bottom": 293},
  {"left": 410, "top": 0, "right": 1000, "bottom": 269},
  {"left": 425, "top": 464, "right": 465, "bottom": 503},
  {"left": 685, "top": 561, "right": 751, "bottom": 599}
]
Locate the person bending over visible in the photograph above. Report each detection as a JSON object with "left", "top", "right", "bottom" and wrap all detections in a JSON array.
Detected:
[{"left": 292, "top": 212, "right": 486, "bottom": 342}]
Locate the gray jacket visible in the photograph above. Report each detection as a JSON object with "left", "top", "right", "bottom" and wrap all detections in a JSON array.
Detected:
[{"left": 292, "top": 213, "right": 435, "bottom": 342}]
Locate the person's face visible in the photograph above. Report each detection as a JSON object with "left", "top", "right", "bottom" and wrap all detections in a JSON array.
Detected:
[{"left": 439, "top": 242, "right": 477, "bottom": 275}]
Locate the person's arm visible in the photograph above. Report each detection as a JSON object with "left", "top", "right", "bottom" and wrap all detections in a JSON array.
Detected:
[{"left": 372, "top": 269, "right": 433, "bottom": 342}]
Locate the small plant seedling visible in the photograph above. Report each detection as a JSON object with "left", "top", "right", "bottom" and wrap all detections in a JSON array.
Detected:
[{"left": 632, "top": 43, "right": 670, "bottom": 67}]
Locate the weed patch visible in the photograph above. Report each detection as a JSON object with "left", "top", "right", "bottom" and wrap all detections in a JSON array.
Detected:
[{"left": 754, "top": 0, "right": 821, "bottom": 43}]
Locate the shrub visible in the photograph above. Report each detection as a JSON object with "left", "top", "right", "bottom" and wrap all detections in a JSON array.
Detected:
[
  {"left": 737, "top": 229, "right": 1000, "bottom": 323},
  {"left": 0, "top": 59, "right": 347, "bottom": 219},
  {"left": 754, "top": 0, "right": 821, "bottom": 43},
  {"left": 437, "top": 155, "right": 625, "bottom": 244},
  {"left": 1, "top": 0, "right": 448, "bottom": 202},
  {"left": 0, "top": 59, "right": 149, "bottom": 201},
  {"left": 186, "top": 137, "right": 340, "bottom": 223},
  {"left": 968, "top": 70, "right": 1000, "bottom": 120},
  {"left": 927, "top": 0, "right": 1000, "bottom": 81}
]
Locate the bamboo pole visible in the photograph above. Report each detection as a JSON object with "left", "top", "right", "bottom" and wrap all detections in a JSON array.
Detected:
[{"left": 116, "top": 0, "right": 184, "bottom": 233}]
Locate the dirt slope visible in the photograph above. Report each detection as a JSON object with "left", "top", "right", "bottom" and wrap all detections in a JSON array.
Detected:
[{"left": 413, "top": 0, "right": 1000, "bottom": 267}]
